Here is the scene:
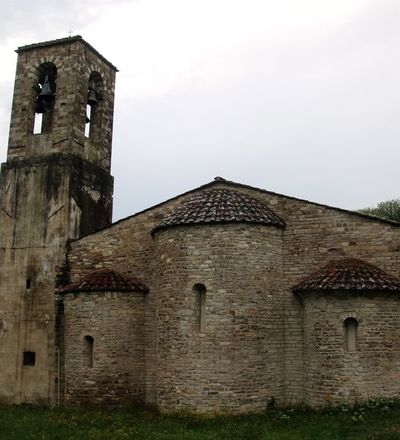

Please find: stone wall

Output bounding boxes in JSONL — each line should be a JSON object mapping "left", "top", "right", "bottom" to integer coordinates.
{"left": 65, "top": 208, "right": 162, "bottom": 406}
{"left": 153, "top": 223, "right": 284, "bottom": 413}
{"left": 65, "top": 192, "right": 207, "bottom": 406}
{"left": 301, "top": 293, "right": 400, "bottom": 406}
{"left": 227, "top": 183, "right": 400, "bottom": 404}
{"left": 62, "top": 290, "right": 145, "bottom": 405}
{"left": 0, "top": 36, "right": 116, "bottom": 405}
{"left": 64, "top": 180, "right": 400, "bottom": 411}
{"left": 9, "top": 36, "right": 117, "bottom": 171}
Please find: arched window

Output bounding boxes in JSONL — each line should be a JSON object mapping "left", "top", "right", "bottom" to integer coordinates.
{"left": 193, "top": 283, "right": 206, "bottom": 332}
{"left": 85, "top": 72, "right": 103, "bottom": 139}
{"left": 33, "top": 62, "right": 57, "bottom": 134}
{"left": 83, "top": 335, "right": 94, "bottom": 368}
{"left": 344, "top": 318, "right": 358, "bottom": 352}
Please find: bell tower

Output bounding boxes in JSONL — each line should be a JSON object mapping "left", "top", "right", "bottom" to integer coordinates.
{"left": 0, "top": 36, "right": 117, "bottom": 404}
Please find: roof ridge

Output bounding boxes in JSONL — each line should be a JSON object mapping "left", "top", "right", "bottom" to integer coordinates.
{"left": 72, "top": 177, "right": 400, "bottom": 243}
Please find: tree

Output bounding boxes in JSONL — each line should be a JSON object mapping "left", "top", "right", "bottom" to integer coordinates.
{"left": 358, "top": 199, "right": 400, "bottom": 223}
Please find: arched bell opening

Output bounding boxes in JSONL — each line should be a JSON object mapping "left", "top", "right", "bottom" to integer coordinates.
{"left": 33, "top": 62, "right": 57, "bottom": 134}
{"left": 85, "top": 72, "right": 103, "bottom": 139}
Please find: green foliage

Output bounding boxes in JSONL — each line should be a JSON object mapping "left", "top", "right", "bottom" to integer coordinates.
{"left": 358, "top": 199, "right": 400, "bottom": 223}
{"left": 1, "top": 400, "right": 400, "bottom": 439}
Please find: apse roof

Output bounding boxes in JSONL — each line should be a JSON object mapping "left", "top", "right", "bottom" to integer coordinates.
{"left": 59, "top": 269, "right": 148, "bottom": 294}
{"left": 293, "top": 258, "right": 400, "bottom": 293}
{"left": 153, "top": 187, "right": 286, "bottom": 233}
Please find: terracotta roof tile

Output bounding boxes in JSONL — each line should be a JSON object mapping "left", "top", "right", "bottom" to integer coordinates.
{"left": 59, "top": 269, "right": 148, "bottom": 294}
{"left": 293, "top": 258, "right": 400, "bottom": 293}
{"left": 153, "top": 188, "right": 285, "bottom": 233}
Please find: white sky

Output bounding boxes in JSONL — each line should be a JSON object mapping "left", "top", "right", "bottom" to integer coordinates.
{"left": 0, "top": 0, "right": 399, "bottom": 220}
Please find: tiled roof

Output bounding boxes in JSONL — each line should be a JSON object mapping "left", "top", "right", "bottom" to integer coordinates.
{"left": 293, "top": 259, "right": 400, "bottom": 293}
{"left": 59, "top": 269, "right": 148, "bottom": 294}
{"left": 153, "top": 188, "right": 285, "bottom": 233}
{"left": 76, "top": 177, "right": 400, "bottom": 242}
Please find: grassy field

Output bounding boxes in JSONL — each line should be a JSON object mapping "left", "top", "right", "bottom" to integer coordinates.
{"left": 1, "top": 400, "right": 400, "bottom": 440}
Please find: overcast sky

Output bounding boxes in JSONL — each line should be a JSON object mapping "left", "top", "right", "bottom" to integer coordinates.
{"left": 0, "top": 0, "right": 399, "bottom": 220}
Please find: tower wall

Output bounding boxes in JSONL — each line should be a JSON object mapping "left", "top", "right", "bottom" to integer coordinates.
{"left": 153, "top": 223, "right": 284, "bottom": 413}
{"left": 0, "top": 37, "right": 116, "bottom": 404}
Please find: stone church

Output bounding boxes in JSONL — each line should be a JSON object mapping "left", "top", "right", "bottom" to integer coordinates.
{"left": 0, "top": 36, "right": 400, "bottom": 414}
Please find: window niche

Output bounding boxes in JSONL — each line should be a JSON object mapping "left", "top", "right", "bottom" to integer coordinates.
{"left": 344, "top": 317, "right": 358, "bottom": 352}
{"left": 193, "top": 283, "right": 206, "bottom": 332}
{"left": 23, "top": 351, "right": 36, "bottom": 366}
{"left": 83, "top": 335, "right": 94, "bottom": 368}
{"left": 85, "top": 72, "right": 103, "bottom": 139}
{"left": 33, "top": 62, "right": 57, "bottom": 134}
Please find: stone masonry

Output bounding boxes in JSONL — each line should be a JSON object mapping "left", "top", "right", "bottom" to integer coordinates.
{"left": 62, "top": 178, "right": 400, "bottom": 413}
{"left": 0, "top": 36, "right": 116, "bottom": 405}
{"left": 1, "top": 36, "right": 400, "bottom": 413}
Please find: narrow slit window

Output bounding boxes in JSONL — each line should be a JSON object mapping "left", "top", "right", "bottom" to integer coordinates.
{"left": 83, "top": 335, "right": 94, "bottom": 368}
{"left": 193, "top": 283, "right": 206, "bottom": 332}
{"left": 344, "top": 318, "right": 358, "bottom": 352}
{"left": 26, "top": 278, "right": 31, "bottom": 289}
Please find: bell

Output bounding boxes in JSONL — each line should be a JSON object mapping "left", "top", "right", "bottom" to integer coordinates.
{"left": 39, "top": 75, "right": 53, "bottom": 101}
{"left": 87, "top": 87, "right": 98, "bottom": 106}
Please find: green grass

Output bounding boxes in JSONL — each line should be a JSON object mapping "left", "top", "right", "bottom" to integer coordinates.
{"left": 1, "top": 400, "right": 400, "bottom": 440}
